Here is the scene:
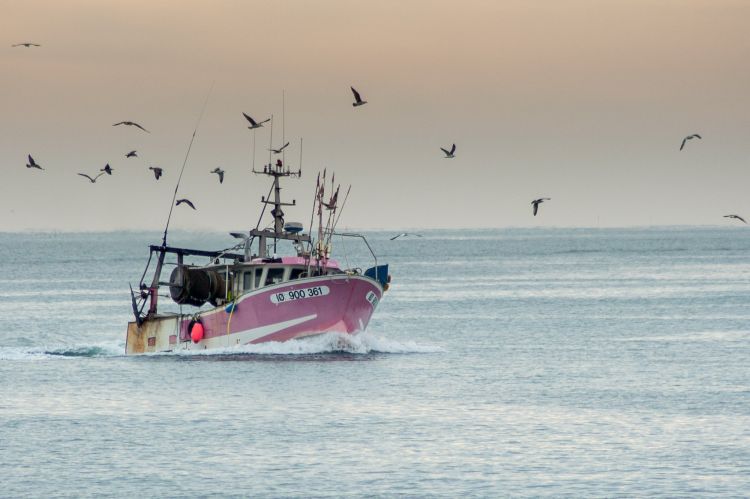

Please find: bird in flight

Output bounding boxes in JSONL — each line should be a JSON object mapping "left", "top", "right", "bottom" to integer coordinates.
{"left": 176, "top": 198, "right": 196, "bottom": 210}
{"left": 78, "top": 172, "right": 105, "bottom": 183}
{"left": 270, "top": 142, "right": 290, "bottom": 154}
{"left": 440, "top": 144, "right": 456, "bottom": 158}
{"left": 351, "top": 87, "right": 367, "bottom": 107}
{"left": 531, "top": 197, "right": 551, "bottom": 216}
{"left": 242, "top": 113, "right": 270, "bottom": 129}
{"left": 26, "top": 155, "right": 43, "bottom": 170}
{"left": 679, "top": 134, "right": 701, "bottom": 151}
{"left": 113, "top": 121, "right": 150, "bottom": 133}
{"left": 12, "top": 42, "right": 40, "bottom": 47}
{"left": 125, "top": 150, "right": 138, "bottom": 158}
{"left": 100, "top": 164, "right": 114, "bottom": 175}
{"left": 149, "top": 166, "right": 163, "bottom": 180}
{"left": 210, "top": 167, "right": 225, "bottom": 184}
{"left": 390, "top": 233, "right": 423, "bottom": 241}
{"left": 724, "top": 214, "right": 747, "bottom": 224}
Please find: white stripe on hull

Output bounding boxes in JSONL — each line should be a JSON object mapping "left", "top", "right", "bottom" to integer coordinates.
{"left": 180, "top": 314, "right": 318, "bottom": 350}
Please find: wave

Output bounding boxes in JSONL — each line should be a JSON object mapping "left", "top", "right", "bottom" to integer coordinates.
{"left": 616, "top": 330, "right": 750, "bottom": 343}
{"left": 0, "top": 342, "right": 123, "bottom": 360}
{"left": 160, "top": 331, "right": 444, "bottom": 357}
{"left": 0, "top": 333, "right": 441, "bottom": 361}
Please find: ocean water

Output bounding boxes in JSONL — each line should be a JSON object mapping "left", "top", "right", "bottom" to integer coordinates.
{"left": 1, "top": 227, "right": 749, "bottom": 497}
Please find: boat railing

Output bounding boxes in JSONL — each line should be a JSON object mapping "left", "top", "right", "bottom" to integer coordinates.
{"left": 332, "top": 232, "right": 383, "bottom": 283}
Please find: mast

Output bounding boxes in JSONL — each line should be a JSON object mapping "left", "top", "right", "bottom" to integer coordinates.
{"left": 250, "top": 157, "right": 308, "bottom": 258}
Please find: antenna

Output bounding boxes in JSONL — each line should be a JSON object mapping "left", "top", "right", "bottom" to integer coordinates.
{"left": 161, "top": 81, "right": 214, "bottom": 247}
{"left": 298, "top": 137, "right": 303, "bottom": 177}
{"left": 251, "top": 128, "right": 256, "bottom": 172}
{"left": 268, "top": 114, "right": 273, "bottom": 169}
{"left": 281, "top": 89, "right": 285, "bottom": 166}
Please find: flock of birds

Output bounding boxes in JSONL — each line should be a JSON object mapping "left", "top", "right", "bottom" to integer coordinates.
{"left": 13, "top": 42, "right": 747, "bottom": 226}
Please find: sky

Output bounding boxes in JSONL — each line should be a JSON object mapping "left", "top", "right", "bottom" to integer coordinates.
{"left": 2, "top": 0, "right": 750, "bottom": 231}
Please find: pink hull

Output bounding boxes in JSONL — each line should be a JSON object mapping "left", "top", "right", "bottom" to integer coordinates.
{"left": 126, "top": 274, "right": 382, "bottom": 353}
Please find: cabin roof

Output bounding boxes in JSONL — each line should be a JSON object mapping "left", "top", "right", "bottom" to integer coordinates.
{"left": 249, "top": 256, "right": 340, "bottom": 268}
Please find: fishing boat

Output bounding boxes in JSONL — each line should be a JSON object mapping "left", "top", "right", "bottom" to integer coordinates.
{"left": 125, "top": 159, "right": 389, "bottom": 354}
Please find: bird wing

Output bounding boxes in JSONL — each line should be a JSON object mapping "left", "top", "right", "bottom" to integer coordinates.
{"left": 390, "top": 234, "right": 403, "bottom": 240}
{"left": 694, "top": 134, "right": 702, "bottom": 139}
{"left": 113, "top": 122, "right": 126, "bottom": 126}
{"left": 351, "top": 87, "right": 362, "bottom": 103}
{"left": 738, "top": 216, "right": 747, "bottom": 224}
{"left": 532, "top": 202, "right": 538, "bottom": 216}
{"left": 28, "top": 154, "right": 34, "bottom": 165}
{"left": 177, "top": 199, "right": 196, "bottom": 209}
{"left": 218, "top": 172, "right": 224, "bottom": 183}
{"left": 78, "top": 173, "right": 93, "bottom": 181}
{"left": 440, "top": 147, "right": 450, "bottom": 155}
{"left": 94, "top": 172, "right": 105, "bottom": 180}
{"left": 680, "top": 137, "right": 687, "bottom": 150}
{"left": 450, "top": 144, "right": 456, "bottom": 154}
{"left": 281, "top": 141, "right": 290, "bottom": 150}
{"left": 132, "top": 122, "right": 150, "bottom": 133}
{"left": 242, "top": 113, "right": 258, "bottom": 126}
{"left": 259, "top": 118, "right": 270, "bottom": 124}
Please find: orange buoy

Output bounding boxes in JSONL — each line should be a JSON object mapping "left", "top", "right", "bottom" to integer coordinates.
{"left": 191, "top": 322, "right": 204, "bottom": 343}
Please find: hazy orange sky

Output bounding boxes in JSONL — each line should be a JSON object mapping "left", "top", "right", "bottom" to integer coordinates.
{"left": 2, "top": 0, "right": 750, "bottom": 231}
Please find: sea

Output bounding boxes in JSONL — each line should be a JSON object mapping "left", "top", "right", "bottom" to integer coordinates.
{"left": 1, "top": 227, "right": 749, "bottom": 497}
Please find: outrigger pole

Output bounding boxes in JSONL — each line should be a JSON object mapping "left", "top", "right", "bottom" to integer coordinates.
{"left": 161, "top": 81, "right": 215, "bottom": 247}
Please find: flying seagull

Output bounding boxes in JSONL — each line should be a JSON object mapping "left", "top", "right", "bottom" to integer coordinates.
{"left": 12, "top": 43, "right": 40, "bottom": 47}
{"left": 25, "top": 155, "right": 43, "bottom": 170}
{"left": 78, "top": 172, "right": 105, "bottom": 183}
{"left": 242, "top": 113, "right": 270, "bottom": 129}
{"left": 724, "top": 214, "right": 747, "bottom": 224}
{"left": 100, "top": 164, "right": 114, "bottom": 175}
{"left": 148, "top": 166, "right": 163, "bottom": 180}
{"left": 351, "top": 87, "right": 367, "bottom": 107}
{"left": 270, "top": 142, "right": 290, "bottom": 154}
{"left": 531, "top": 197, "right": 551, "bottom": 216}
{"left": 113, "top": 121, "right": 150, "bottom": 133}
{"left": 390, "top": 233, "right": 423, "bottom": 241}
{"left": 440, "top": 144, "right": 456, "bottom": 158}
{"left": 679, "top": 134, "right": 701, "bottom": 151}
{"left": 125, "top": 150, "right": 138, "bottom": 158}
{"left": 210, "top": 167, "right": 225, "bottom": 184}
{"left": 176, "top": 198, "right": 196, "bottom": 210}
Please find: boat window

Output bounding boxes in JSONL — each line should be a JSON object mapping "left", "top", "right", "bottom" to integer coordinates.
{"left": 265, "top": 268, "right": 285, "bottom": 286}
{"left": 243, "top": 271, "right": 254, "bottom": 290}
{"left": 290, "top": 268, "right": 306, "bottom": 280}
{"left": 254, "top": 269, "right": 262, "bottom": 288}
